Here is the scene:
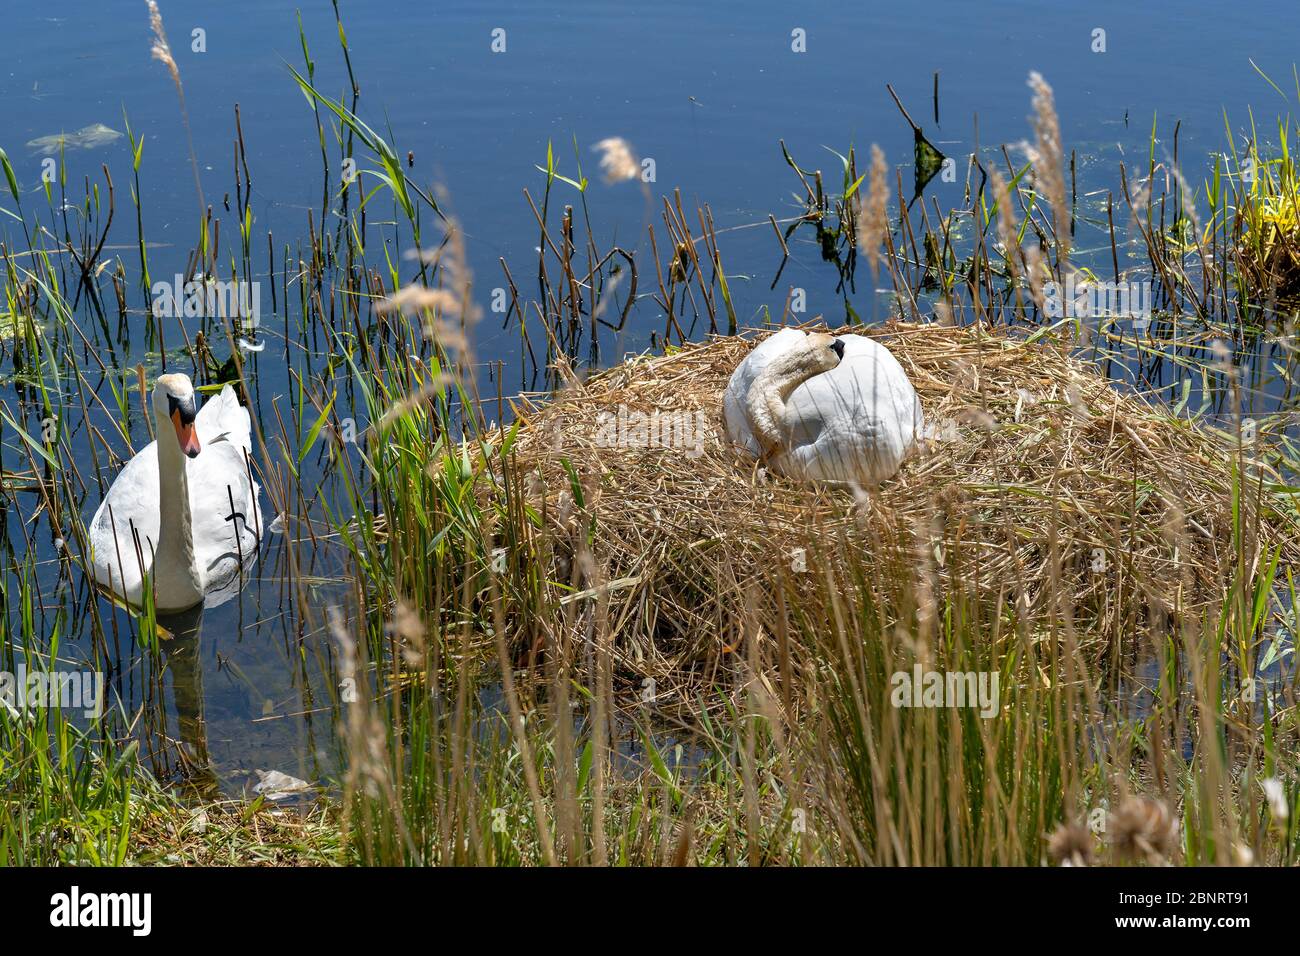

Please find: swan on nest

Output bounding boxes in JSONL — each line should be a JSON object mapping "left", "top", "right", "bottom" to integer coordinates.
{"left": 722, "top": 328, "right": 924, "bottom": 485}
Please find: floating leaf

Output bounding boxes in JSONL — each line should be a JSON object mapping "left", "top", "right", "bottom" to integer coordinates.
{"left": 913, "top": 128, "right": 946, "bottom": 198}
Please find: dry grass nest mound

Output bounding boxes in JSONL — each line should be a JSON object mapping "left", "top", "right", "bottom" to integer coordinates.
{"left": 505, "top": 321, "right": 1300, "bottom": 696}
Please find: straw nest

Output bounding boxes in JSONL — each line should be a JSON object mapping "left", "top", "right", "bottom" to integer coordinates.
{"left": 505, "top": 321, "right": 1300, "bottom": 699}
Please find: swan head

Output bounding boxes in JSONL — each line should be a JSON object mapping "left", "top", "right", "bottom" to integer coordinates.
{"left": 786, "top": 330, "right": 845, "bottom": 378}
{"left": 153, "top": 373, "right": 202, "bottom": 459}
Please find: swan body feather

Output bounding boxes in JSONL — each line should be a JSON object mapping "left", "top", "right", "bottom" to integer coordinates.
{"left": 87, "top": 383, "right": 262, "bottom": 611}
{"left": 723, "top": 328, "right": 924, "bottom": 484}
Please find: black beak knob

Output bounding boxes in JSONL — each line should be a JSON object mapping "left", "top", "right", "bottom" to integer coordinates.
{"left": 830, "top": 338, "right": 845, "bottom": 360}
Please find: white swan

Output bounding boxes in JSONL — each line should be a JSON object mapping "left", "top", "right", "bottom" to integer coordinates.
{"left": 722, "top": 328, "right": 924, "bottom": 485}
{"left": 87, "top": 373, "right": 262, "bottom": 612}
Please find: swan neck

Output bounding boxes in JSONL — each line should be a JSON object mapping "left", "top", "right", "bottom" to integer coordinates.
{"left": 155, "top": 412, "right": 201, "bottom": 601}
{"left": 745, "top": 356, "right": 820, "bottom": 452}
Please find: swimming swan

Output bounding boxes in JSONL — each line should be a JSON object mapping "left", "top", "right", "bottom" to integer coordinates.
{"left": 87, "top": 373, "right": 262, "bottom": 612}
{"left": 722, "top": 328, "right": 924, "bottom": 485}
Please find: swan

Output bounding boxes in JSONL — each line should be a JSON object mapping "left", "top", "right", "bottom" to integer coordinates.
{"left": 722, "top": 328, "right": 924, "bottom": 485}
{"left": 87, "top": 373, "right": 262, "bottom": 612}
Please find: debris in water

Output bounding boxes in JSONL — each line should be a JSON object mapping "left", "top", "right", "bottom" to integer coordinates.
{"left": 252, "top": 769, "right": 313, "bottom": 801}
{"left": 26, "top": 123, "right": 124, "bottom": 155}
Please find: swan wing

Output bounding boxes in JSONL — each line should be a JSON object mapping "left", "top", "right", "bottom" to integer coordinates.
{"left": 87, "top": 440, "right": 161, "bottom": 603}
{"left": 188, "top": 403, "right": 262, "bottom": 606}
{"left": 197, "top": 384, "right": 252, "bottom": 450}
{"left": 779, "top": 334, "right": 924, "bottom": 483}
{"left": 722, "top": 328, "right": 807, "bottom": 453}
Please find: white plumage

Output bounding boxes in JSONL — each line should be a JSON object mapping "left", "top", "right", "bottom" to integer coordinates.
{"left": 87, "top": 379, "right": 262, "bottom": 611}
{"left": 723, "top": 328, "right": 924, "bottom": 485}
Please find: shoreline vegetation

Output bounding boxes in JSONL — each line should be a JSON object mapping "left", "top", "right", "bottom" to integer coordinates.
{"left": 4, "top": 6, "right": 1300, "bottom": 866}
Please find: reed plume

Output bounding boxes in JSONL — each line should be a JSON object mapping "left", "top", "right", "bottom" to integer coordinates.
{"left": 1023, "top": 72, "right": 1069, "bottom": 265}
{"left": 592, "top": 137, "right": 639, "bottom": 184}
{"left": 145, "top": 1, "right": 205, "bottom": 220}
{"left": 147, "top": 1, "right": 179, "bottom": 84}
{"left": 1023, "top": 243, "right": 1048, "bottom": 314}
{"left": 1109, "top": 796, "right": 1178, "bottom": 863}
{"left": 988, "top": 167, "right": 1020, "bottom": 283}
{"left": 857, "top": 144, "right": 889, "bottom": 278}
{"left": 592, "top": 137, "right": 654, "bottom": 234}
{"left": 374, "top": 218, "right": 479, "bottom": 431}
{"left": 1046, "top": 822, "right": 1094, "bottom": 867}
{"left": 1262, "top": 777, "right": 1289, "bottom": 825}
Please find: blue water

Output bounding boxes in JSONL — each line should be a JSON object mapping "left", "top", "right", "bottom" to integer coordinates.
{"left": 2, "top": 0, "right": 1297, "bottom": 793}
{"left": 7, "top": 1, "right": 1297, "bottom": 348}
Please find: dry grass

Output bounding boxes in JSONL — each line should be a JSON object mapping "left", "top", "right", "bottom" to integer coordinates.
{"left": 130, "top": 799, "right": 342, "bottom": 866}
{"left": 504, "top": 320, "right": 1300, "bottom": 708}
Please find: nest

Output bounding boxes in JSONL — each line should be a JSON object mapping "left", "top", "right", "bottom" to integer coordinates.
{"left": 505, "top": 322, "right": 1300, "bottom": 701}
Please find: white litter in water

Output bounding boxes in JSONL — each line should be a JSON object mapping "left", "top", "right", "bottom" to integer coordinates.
{"left": 252, "top": 769, "right": 313, "bottom": 801}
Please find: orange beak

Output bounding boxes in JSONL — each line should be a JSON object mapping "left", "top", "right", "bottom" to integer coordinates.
{"left": 172, "top": 409, "right": 201, "bottom": 458}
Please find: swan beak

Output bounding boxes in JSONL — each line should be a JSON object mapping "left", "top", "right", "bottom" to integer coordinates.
{"left": 830, "top": 338, "right": 845, "bottom": 360}
{"left": 172, "top": 411, "right": 202, "bottom": 458}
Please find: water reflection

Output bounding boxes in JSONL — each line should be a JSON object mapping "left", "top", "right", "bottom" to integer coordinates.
{"left": 155, "top": 604, "right": 219, "bottom": 796}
